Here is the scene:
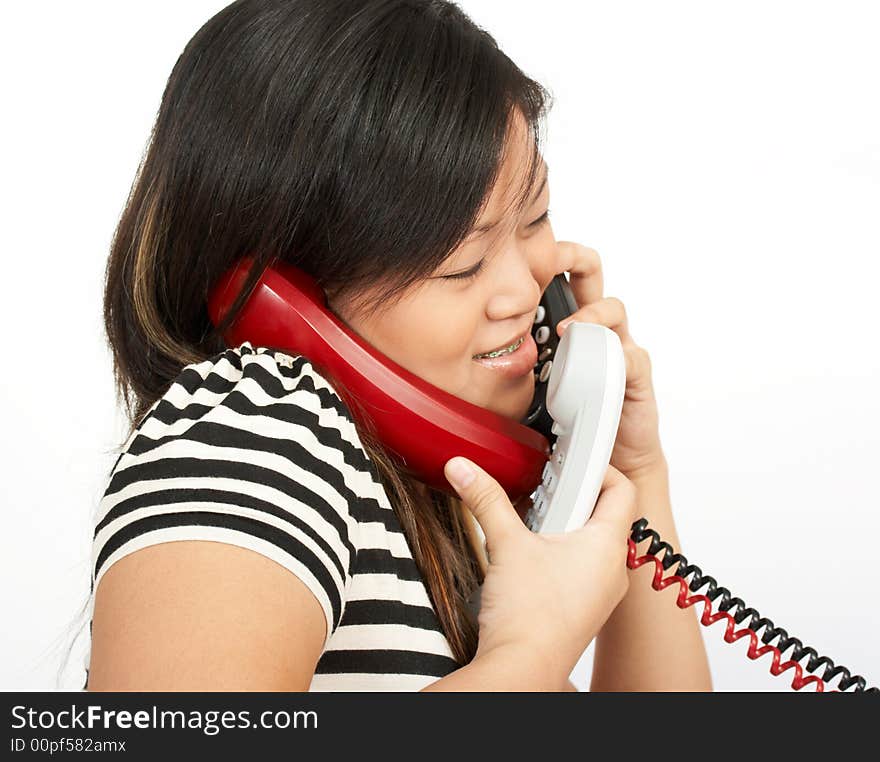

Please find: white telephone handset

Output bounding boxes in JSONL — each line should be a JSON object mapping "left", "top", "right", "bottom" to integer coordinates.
{"left": 469, "top": 320, "right": 626, "bottom": 570}
{"left": 525, "top": 321, "right": 626, "bottom": 533}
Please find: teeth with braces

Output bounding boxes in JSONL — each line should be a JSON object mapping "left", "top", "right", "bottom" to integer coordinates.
{"left": 474, "top": 334, "right": 525, "bottom": 359}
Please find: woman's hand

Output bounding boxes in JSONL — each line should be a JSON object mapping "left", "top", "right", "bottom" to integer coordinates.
{"left": 443, "top": 455, "right": 639, "bottom": 685}
{"left": 553, "top": 241, "right": 666, "bottom": 481}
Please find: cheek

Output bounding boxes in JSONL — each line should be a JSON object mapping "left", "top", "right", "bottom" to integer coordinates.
{"left": 407, "top": 304, "right": 477, "bottom": 361}
{"left": 384, "top": 296, "right": 480, "bottom": 387}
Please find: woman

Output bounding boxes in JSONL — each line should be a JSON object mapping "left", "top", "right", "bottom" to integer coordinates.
{"left": 86, "top": 0, "right": 711, "bottom": 691}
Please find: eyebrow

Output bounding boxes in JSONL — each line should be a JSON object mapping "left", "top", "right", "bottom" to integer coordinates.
{"left": 472, "top": 163, "right": 549, "bottom": 234}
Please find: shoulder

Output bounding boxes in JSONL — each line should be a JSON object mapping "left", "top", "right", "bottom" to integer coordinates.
{"left": 111, "top": 341, "right": 379, "bottom": 497}
{"left": 130, "top": 341, "right": 367, "bottom": 461}
{"left": 92, "top": 342, "right": 386, "bottom": 644}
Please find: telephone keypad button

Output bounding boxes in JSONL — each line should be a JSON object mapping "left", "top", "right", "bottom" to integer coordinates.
{"left": 551, "top": 421, "right": 566, "bottom": 436}
{"left": 534, "top": 491, "right": 549, "bottom": 520}
{"left": 526, "top": 487, "right": 548, "bottom": 530}
{"left": 538, "top": 347, "right": 553, "bottom": 362}
{"left": 542, "top": 462, "right": 557, "bottom": 494}
{"left": 535, "top": 305, "right": 546, "bottom": 324}
{"left": 554, "top": 449, "right": 565, "bottom": 468}
{"left": 539, "top": 360, "right": 553, "bottom": 383}
{"left": 535, "top": 326, "right": 550, "bottom": 344}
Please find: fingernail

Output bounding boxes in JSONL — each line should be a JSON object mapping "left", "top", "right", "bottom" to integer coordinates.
{"left": 446, "top": 457, "right": 476, "bottom": 490}
{"left": 557, "top": 318, "right": 572, "bottom": 333}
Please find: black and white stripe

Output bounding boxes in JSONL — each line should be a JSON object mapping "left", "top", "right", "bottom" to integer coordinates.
{"left": 85, "top": 342, "right": 458, "bottom": 691}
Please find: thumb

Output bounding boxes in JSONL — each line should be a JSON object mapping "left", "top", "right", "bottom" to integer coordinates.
{"left": 444, "top": 456, "right": 522, "bottom": 547}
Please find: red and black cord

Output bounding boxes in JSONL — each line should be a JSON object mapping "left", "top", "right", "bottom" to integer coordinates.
{"left": 627, "top": 518, "right": 877, "bottom": 692}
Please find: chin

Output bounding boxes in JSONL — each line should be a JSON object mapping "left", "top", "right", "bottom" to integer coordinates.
{"left": 487, "top": 376, "right": 536, "bottom": 422}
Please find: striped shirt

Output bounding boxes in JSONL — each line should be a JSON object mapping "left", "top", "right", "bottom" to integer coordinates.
{"left": 84, "top": 341, "right": 460, "bottom": 690}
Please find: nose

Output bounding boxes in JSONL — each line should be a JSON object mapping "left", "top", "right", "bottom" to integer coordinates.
{"left": 484, "top": 240, "right": 553, "bottom": 323}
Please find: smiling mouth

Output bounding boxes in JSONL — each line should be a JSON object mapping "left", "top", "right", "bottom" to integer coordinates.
{"left": 472, "top": 334, "right": 526, "bottom": 359}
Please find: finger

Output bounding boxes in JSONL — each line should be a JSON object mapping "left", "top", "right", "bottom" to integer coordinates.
{"left": 555, "top": 241, "right": 603, "bottom": 307}
{"left": 443, "top": 457, "right": 523, "bottom": 547}
{"left": 556, "top": 296, "right": 632, "bottom": 345}
{"left": 555, "top": 299, "right": 654, "bottom": 396}
{"left": 623, "top": 345, "right": 655, "bottom": 399}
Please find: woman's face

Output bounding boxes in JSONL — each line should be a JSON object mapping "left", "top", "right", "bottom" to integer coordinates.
{"left": 329, "top": 116, "right": 560, "bottom": 422}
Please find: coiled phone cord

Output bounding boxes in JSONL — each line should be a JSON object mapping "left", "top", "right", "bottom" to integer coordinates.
{"left": 627, "top": 518, "right": 877, "bottom": 692}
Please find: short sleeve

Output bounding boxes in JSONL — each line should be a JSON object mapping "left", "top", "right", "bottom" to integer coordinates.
{"left": 90, "top": 342, "right": 378, "bottom": 649}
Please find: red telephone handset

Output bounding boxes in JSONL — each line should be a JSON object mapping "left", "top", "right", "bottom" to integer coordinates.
{"left": 207, "top": 256, "right": 576, "bottom": 507}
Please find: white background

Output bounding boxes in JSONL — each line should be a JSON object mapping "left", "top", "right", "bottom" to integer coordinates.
{"left": 1, "top": 1, "right": 877, "bottom": 692}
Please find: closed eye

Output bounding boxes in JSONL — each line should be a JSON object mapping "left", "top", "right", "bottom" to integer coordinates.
{"left": 444, "top": 259, "right": 486, "bottom": 281}
{"left": 529, "top": 208, "right": 551, "bottom": 228}
{"left": 443, "top": 208, "right": 551, "bottom": 281}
